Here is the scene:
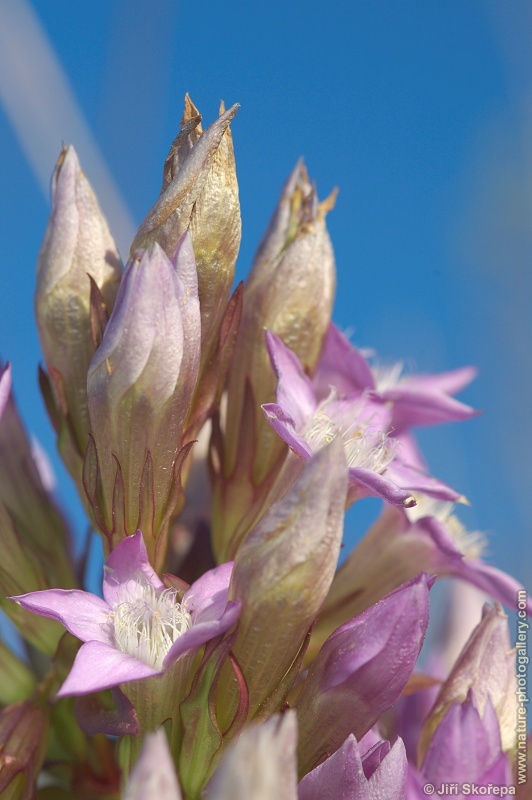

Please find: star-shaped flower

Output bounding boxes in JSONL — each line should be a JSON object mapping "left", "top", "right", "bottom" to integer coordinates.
{"left": 12, "top": 531, "right": 240, "bottom": 696}
{"left": 262, "top": 332, "right": 463, "bottom": 508}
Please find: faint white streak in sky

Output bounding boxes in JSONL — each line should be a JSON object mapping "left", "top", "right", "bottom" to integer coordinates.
{"left": 0, "top": 0, "right": 136, "bottom": 255}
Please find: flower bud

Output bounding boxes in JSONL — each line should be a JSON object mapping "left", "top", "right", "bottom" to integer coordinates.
{"left": 131, "top": 97, "right": 240, "bottom": 359}
{"left": 206, "top": 713, "right": 298, "bottom": 800}
{"left": 294, "top": 574, "right": 430, "bottom": 776}
{"left": 86, "top": 238, "right": 200, "bottom": 563}
{"left": 218, "top": 440, "right": 347, "bottom": 727}
{"left": 419, "top": 603, "right": 517, "bottom": 759}
{"left": 35, "top": 146, "right": 122, "bottom": 475}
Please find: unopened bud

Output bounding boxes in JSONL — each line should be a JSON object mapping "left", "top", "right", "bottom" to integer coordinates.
{"left": 86, "top": 238, "right": 200, "bottom": 563}
{"left": 35, "top": 146, "right": 122, "bottom": 473}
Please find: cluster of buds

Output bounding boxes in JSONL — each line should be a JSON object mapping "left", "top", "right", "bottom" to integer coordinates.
{"left": 0, "top": 96, "right": 529, "bottom": 799}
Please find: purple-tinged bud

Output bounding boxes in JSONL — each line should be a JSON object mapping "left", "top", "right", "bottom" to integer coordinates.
{"left": 206, "top": 712, "right": 298, "bottom": 800}
{"left": 218, "top": 441, "right": 347, "bottom": 727}
{"left": 419, "top": 603, "right": 517, "bottom": 759}
{"left": 299, "top": 734, "right": 408, "bottom": 800}
{"left": 294, "top": 574, "right": 430, "bottom": 776}
{"left": 35, "top": 146, "right": 122, "bottom": 474}
{"left": 86, "top": 238, "right": 200, "bottom": 564}
{"left": 131, "top": 97, "right": 240, "bottom": 360}
{"left": 0, "top": 701, "right": 49, "bottom": 800}
{"left": 122, "top": 730, "right": 182, "bottom": 800}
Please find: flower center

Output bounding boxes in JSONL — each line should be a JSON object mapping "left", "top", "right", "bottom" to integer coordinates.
{"left": 307, "top": 410, "right": 396, "bottom": 473}
{"left": 112, "top": 583, "right": 192, "bottom": 670}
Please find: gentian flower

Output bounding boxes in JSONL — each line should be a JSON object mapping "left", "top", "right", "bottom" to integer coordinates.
{"left": 314, "top": 323, "right": 478, "bottom": 433}
{"left": 262, "top": 332, "right": 462, "bottom": 508}
{"left": 35, "top": 145, "right": 122, "bottom": 475}
{"left": 11, "top": 531, "right": 240, "bottom": 697}
{"left": 86, "top": 236, "right": 201, "bottom": 564}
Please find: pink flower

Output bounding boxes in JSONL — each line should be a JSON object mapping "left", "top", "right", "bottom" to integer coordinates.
{"left": 11, "top": 531, "right": 240, "bottom": 697}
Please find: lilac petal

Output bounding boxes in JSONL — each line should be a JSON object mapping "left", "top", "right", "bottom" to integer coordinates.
{"left": 379, "top": 386, "right": 479, "bottom": 431}
{"left": 265, "top": 331, "right": 317, "bottom": 428}
{"left": 348, "top": 467, "right": 416, "bottom": 507}
{"left": 295, "top": 575, "right": 430, "bottom": 775}
{"left": 163, "top": 599, "right": 241, "bottom": 669}
{"left": 103, "top": 530, "right": 164, "bottom": 605}
{"left": 262, "top": 403, "right": 314, "bottom": 459}
{"left": 395, "top": 432, "right": 429, "bottom": 471}
{"left": 365, "top": 738, "right": 407, "bottom": 800}
{"left": 183, "top": 561, "right": 234, "bottom": 617}
{"left": 298, "top": 735, "right": 366, "bottom": 800}
{"left": 361, "top": 739, "right": 391, "bottom": 777}
{"left": 313, "top": 323, "right": 375, "bottom": 399}
{"left": 386, "top": 460, "right": 463, "bottom": 503}
{"left": 12, "top": 589, "right": 112, "bottom": 644}
{"left": 418, "top": 515, "right": 532, "bottom": 613}
{"left": 406, "top": 366, "right": 477, "bottom": 396}
{"left": 320, "top": 574, "right": 430, "bottom": 693}
{"left": 57, "top": 640, "right": 159, "bottom": 697}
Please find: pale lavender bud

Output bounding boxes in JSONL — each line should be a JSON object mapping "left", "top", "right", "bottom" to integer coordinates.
{"left": 86, "top": 237, "right": 200, "bottom": 563}
{"left": 35, "top": 146, "right": 122, "bottom": 466}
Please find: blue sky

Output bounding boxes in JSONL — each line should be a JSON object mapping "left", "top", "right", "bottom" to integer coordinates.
{"left": 0, "top": 0, "right": 530, "bottom": 593}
